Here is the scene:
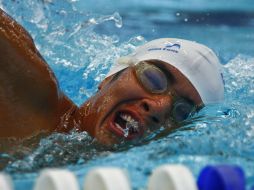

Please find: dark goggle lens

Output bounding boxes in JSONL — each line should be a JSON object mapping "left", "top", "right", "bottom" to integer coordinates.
{"left": 172, "top": 101, "right": 194, "bottom": 122}
{"left": 139, "top": 66, "right": 168, "bottom": 93}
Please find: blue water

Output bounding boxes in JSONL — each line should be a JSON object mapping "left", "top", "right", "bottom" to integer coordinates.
{"left": 1, "top": 0, "right": 254, "bottom": 189}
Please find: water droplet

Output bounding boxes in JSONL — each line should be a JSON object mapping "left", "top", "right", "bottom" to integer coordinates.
{"left": 112, "top": 12, "right": 123, "bottom": 28}
{"left": 123, "top": 120, "right": 139, "bottom": 137}
{"left": 88, "top": 18, "right": 98, "bottom": 25}
{"left": 68, "top": 0, "right": 79, "bottom": 2}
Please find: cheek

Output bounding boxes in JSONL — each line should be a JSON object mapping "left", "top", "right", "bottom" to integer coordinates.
{"left": 95, "top": 94, "right": 114, "bottom": 112}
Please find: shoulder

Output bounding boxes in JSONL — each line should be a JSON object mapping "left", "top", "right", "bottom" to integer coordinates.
{"left": 0, "top": 9, "right": 72, "bottom": 138}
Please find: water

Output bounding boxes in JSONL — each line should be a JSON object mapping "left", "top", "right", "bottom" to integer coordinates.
{"left": 0, "top": 0, "right": 254, "bottom": 189}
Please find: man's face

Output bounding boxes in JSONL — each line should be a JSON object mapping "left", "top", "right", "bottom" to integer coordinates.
{"left": 79, "top": 60, "right": 203, "bottom": 146}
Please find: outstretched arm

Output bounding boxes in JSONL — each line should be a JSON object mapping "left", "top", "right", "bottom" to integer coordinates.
{"left": 0, "top": 9, "right": 75, "bottom": 138}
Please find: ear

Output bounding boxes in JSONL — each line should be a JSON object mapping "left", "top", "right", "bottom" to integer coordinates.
{"left": 98, "top": 76, "right": 113, "bottom": 90}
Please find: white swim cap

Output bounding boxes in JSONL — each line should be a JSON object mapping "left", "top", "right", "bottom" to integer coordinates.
{"left": 107, "top": 38, "right": 224, "bottom": 104}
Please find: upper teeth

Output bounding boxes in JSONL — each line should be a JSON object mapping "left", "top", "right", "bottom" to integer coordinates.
{"left": 121, "top": 114, "right": 135, "bottom": 123}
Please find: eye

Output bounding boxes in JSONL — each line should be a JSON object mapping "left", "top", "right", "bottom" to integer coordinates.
{"left": 139, "top": 66, "right": 168, "bottom": 93}
{"left": 172, "top": 100, "right": 194, "bottom": 122}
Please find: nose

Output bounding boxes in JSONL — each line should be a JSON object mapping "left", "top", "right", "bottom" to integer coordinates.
{"left": 139, "top": 97, "right": 172, "bottom": 125}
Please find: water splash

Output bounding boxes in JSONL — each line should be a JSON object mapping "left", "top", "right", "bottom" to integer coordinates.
{"left": 3, "top": 0, "right": 126, "bottom": 104}
{"left": 68, "top": 12, "right": 122, "bottom": 38}
{"left": 87, "top": 12, "right": 122, "bottom": 28}
{"left": 123, "top": 120, "right": 139, "bottom": 138}
{"left": 3, "top": 130, "right": 111, "bottom": 174}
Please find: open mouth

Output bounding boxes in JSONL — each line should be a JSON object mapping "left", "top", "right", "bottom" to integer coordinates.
{"left": 109, "top": 111, "right": 143, "bottom": 140}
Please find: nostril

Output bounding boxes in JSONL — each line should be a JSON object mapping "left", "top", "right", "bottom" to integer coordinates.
{"left": 141, "top": 102, "right": 150, "bottom": 112}
{"left": 151, "top": 116, "right": 160, "bottom": 124}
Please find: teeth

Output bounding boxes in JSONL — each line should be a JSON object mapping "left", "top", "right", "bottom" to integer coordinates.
{"left": 120, "top": 113, "right": 136, "bottom": 123}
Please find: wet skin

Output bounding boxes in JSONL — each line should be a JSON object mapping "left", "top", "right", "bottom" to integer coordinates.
{"left": 0, "top": 9, "right": 202, "bottom": 146}
{"left": 0, "top": 9, "right": 75, "bottom": 138}
{"left": 78, "top": 61, "right": 203, "bottom": 145}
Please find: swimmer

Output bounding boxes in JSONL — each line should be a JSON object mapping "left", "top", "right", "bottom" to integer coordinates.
{"left": 0, "top": 9, "right": 224, "bottom": 146}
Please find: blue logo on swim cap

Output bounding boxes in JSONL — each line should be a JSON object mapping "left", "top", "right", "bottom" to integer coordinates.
{"left": 165, "top": 43, "right": 181, "bottom": 49}
{"left": 148, "top": 43, "right": 181, "bottom": 53}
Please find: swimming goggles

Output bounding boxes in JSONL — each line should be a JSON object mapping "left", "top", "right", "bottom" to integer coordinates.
{"left": 133, "top": 61, "right": 197, "bottom": 122}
